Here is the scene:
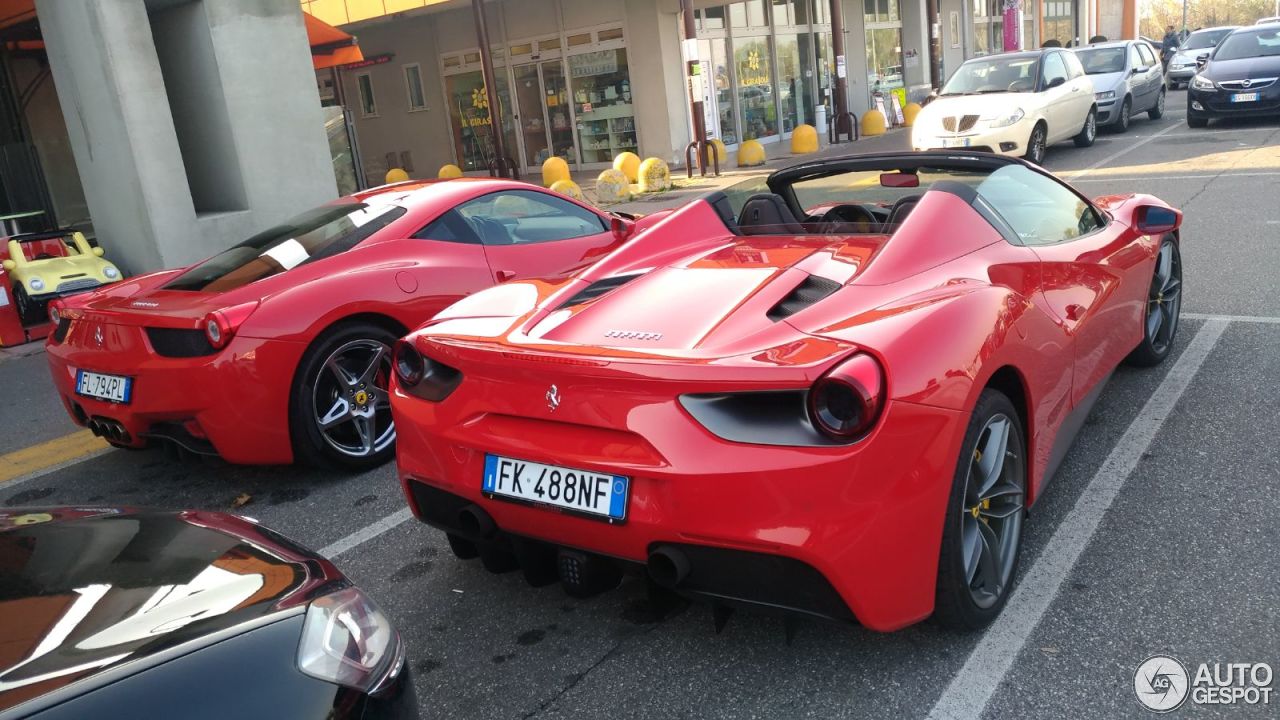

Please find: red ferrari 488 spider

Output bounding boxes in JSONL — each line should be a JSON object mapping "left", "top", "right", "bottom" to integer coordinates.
{"left": 45, "top": 179, "right": 652, "bottom": 469}
{"left": 391, "top": 152, "right": 1184, "bottom": 632}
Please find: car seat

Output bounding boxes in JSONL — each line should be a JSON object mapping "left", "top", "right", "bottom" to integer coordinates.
{"left": 883, "top": 195, "right": 923, "bottom": 230}
{"left": 737, "top": 194, "right": 807, "bottom": 235}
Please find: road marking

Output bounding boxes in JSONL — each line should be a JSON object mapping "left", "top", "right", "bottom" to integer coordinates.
{"left": 321, "top": 507, "right": 414, "bottom": 559}
{"left": 1073, "top": 171, "right": 1280, "bottom": 183}
{"left": 1061, "top": 122, "right": 1183, "bottom": 181}
{"left": 0, "top": 430, "right": 109, "bottom": 486}
{"left": 1184, "top": 312, "right": 1280, "bottom": 324}
{"left": 926, "top": 318, "right": 1229, "bottom": 720}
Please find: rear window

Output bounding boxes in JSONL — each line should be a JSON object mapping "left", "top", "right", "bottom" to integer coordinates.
{"left": 165, "top": 202, "right": 406, "bottom": 292}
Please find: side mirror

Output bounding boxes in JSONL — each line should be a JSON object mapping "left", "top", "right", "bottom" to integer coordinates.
{"left": 1131, "top": 66, "right": 1143, "bottom": 75}
{"left": 610, "top": 216, "right": 634, "bottom": 242}
{"left": 1047, "top": 76, "right": 1066, "bottom": 89}
{"left": 1135, "top": 205, "right": 1180, "bottom": 235}
{"left": 1196, "top": 53, "right": 1210, "bottom": 68}
{"left": 1, "top": 259, "right": 14, "bottom": 271}
{"left": 92, "top": 246, "right": 105, "bottom": 257}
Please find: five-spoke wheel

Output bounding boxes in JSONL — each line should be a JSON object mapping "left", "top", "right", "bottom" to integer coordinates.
{"left": 292, "top": 321, "right": 400, "bottom": 470}
{"left": 1126, "top": 237, "right": 1182, "bottom": 367}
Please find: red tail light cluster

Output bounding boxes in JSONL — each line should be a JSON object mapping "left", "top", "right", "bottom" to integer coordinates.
{"left": 201, "top": 301, "right": 259, "bottom": 350}
{"left": 807, "top": 353, "right": 885, "bottom": 441}
{"left": 393, "top": 340, "right": 462, "bottom": 402}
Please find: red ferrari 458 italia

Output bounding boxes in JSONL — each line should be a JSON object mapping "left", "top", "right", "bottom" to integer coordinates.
{"left": 45, "top": 178, "right": 654, "bottom": 469}
{"left": 391, "top": 152, "right": 1185, "bottom": 632}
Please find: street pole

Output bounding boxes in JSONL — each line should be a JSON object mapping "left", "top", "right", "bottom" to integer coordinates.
{"left": 679, "top": 0, "right": 711, "bottom": 177}
{"left": 1181, "top": 0, "right": 1187, "bottom": 38}
{"left": 472, "top": 0, "right": 511, "bottom": 178}
{"left": 927, "top": 0, "right": 942, "bottom": 90}
{"left": 829, "top": 0, "right": 857, "bottom": 142}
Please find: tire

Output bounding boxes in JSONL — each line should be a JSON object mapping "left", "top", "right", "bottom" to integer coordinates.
{"left": 12, "top": 284, "right": 39, "bottom": 326}
{"left": 1073, "top": 108, "right": 1097, "bottom": 147}
{"left": 1187, "top": 114, "right": 1209, "bottom": 128}
{"left": 1149, "top": 89, "right": 1166, "bottom": 119}
{"left": 1125, "top": 237, "right": 1182, "bottom": 367}
{"left": 290, "top": 321, "right": 399, "bottom": 471}
{"left": 934, "top": 389, "right": 1027, "bottom": 632}
{"left": 1114, "top": 98, "right": 1131, "bottom": 133}
{"left": 1024, "top": 123, "right": 1048, "bottom": 165}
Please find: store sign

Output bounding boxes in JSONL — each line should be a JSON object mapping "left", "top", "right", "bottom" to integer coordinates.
{"left": 340, "top": 53, "right": 394, "bottom": 70}
{"left": 570, "top": 51, "right": 618, "bottom": 78}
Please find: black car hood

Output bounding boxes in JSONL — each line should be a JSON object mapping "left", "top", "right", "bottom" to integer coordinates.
{"left": 1203, "top": 55, "right": 1280, "bottom": 81}
{"left": 0, "top": 508, "right": 345, "bottom": 713}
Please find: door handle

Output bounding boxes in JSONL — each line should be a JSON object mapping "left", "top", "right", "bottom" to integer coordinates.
{"left": 495, "top": 270, "right": 516, "bottom": 282}
{"left": 1065, "top": 304, "right": 1085, "bottom": 321}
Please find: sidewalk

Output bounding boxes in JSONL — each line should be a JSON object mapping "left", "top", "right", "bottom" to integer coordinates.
{"left": 570, "top": 126, "right": 911, "bottom": 214}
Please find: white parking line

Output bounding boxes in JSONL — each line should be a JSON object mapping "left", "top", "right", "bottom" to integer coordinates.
{"left": 926, "top": 318, "right": 1229, "bottom": 720}
{"left": 1184, "top": 312, "right": 1280, "bottom": 324}
{"left": 320, "top": 507, "right": 414, "bottom": 559}
{"left": 1061, "top": 123, "right": 1183, "bottom": 182}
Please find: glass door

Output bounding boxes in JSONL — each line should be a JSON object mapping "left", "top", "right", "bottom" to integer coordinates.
{"left": 541, "top": 60, "right": 576, "bottom": 167}
{"left": 513, "top": 63, "right": 549, "bottom": 170}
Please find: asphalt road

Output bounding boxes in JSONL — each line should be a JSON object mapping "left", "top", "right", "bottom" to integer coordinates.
{"left": 2, "top": 89, "right": 1278, "bottom": 719}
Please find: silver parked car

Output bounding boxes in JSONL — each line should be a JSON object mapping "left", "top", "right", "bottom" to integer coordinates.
{"left": 1073, "top": 40, "right": 1166, "bottom": 132}
{"left": 1165, "top": 26, "right": 1238, "bottom": 88}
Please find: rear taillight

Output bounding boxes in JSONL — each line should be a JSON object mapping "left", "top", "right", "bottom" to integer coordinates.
{"left": 296, "top": 586, "right": 404, "bottom": 693}
{"left": 201, "top": 301, "right": 259, "bottom": 351}
{"left": 393, "top": 339, "right": 461, "bottom": 401}
{"left": 807, "top": 353, "right": 884, "bottom": 441}
{"left": 48, "top": 301, "right": 63, "bottom": 325}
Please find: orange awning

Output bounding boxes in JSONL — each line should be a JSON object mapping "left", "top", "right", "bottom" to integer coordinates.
{"left": 0, "top": 0, "right": 35, "bottom": 32}
{"left": 305, "top": 12, "right": 363, "bottom": 70}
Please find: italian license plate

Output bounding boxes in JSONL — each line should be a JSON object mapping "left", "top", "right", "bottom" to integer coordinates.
{"left": 482, "top": 454, "right": 629, "bottom": 522}
{"left": 75, "top": 370, "right": 132, "bottom": 404}
{"left": 1232, "top": 92, "right": 1259, "bottom": 103}
{"left": 942, "top": 137, "right": 971, "bottom": 148}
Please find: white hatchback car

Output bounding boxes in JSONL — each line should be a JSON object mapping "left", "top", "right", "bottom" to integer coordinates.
{"left": 913, "top": 49, "right": 1097, "bottom": 164}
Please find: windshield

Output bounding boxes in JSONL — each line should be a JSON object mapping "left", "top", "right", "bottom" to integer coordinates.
{"left": 940, "top": 56, "right": 1039, "bottom": 95}
{"left": 1076, "top": 47, "right": 1126, "bottom": 74}
{"left": 165, "top": 202, "right": 406, "bottom": 292}
{"left": 1214, "top": 28, "right": 1280, "bottom": 60}
{"left": 1184, "top": 29, "right": 1232, "bottom": 50}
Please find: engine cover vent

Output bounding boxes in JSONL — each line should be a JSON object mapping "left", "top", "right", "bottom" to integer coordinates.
{"left": 766, "top": 275, "right": 841, "bottom": 321}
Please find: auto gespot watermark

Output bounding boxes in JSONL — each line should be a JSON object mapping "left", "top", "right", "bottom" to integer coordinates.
{"left": 1134, "top": 655, "right": 1274, "bottom": 712}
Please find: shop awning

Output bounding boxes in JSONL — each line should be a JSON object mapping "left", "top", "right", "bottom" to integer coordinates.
{"left": 0, "top": 0, "right": 35, "bottom": 32}
{"left": 306, "top": 12, "right": 363, "bottom": 70}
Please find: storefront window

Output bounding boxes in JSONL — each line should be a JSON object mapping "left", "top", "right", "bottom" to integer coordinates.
{"left": 702, "top": 6, "right": 727, "bottom": 29}
{"left": 702, "top": 37, "right": 739, "bottom": 145}
{"left": 444, "top": 70, "right": 517, "bottom": 171}
{"left": 1042, "top": 0, "right": 1074, "bottom": 46}
{"left": 729, "top": 1, "right": 767, "bottom": 28}
{"left": 735, "top": 37, "right": 777, "bottom": 140}
{"left": 569, "top": 49, "right": 635, "bottom": 165}
{"left": 775, "top": 34, "right": 811, "bottom": 132}
{"left": 865, "top": 0, "right": 904, "bottom": 97}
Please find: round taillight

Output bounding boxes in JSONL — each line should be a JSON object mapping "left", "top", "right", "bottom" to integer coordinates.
{"left": 48, "top": 303, "right": 61, "bottom": 325}
{"left": 394, "top": 340, "right": 424, "bottom": 387}
{"left": 807, "top": 353, "right": 884, "bottom": 441}
{"left": 204, "top": 317, "right": 224, "bottom": 348}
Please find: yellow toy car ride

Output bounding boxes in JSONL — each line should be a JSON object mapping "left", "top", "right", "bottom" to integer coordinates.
{"left": 1, "top": 230, "right": 123, "bottom": 324}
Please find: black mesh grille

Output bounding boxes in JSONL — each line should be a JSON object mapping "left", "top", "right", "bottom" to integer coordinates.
{"left": 958, "top": 115, "right": 979, "bottom": 132}
{"left": 767, "top": 275, "right": 841, "bottom": 321}
{"left": 52, "top": 318, "right": 72, "bottom": 344}
{"left": 558, "top": 274, "right": 641, "bottom": 309}
{"left": 942, "top": 115, "right": 979, "bottom": 132}
{"left": 145, "top": 328, "right": 217, "bottom": 358}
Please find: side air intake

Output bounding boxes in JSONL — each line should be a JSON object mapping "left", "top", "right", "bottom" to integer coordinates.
{"left": 557, "top": 274, "right": 641, "bottom": 309}
{"left": 766, "top": 275, "right": 841, "bottom": 321}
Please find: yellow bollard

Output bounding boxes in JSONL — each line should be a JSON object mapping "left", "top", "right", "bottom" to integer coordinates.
{"left": 550, "top": 179, "right": 585, "bottom": 202}
{"left": 542, "top": 156, "right": 570, "bottom": 188}
{"left": 790, "top": 124, "right": 819, "bottom": 154}
{"left": 861, "top": 109, "right": 887, "bottom": 136}
{"left": 637, "top": 157, "right": 670, "bottom": 193}
{"left": 902, "top": 102, "right": 922, "bottom": 127}
{"left": 613, "top": 152, "right": 641, "bottom": 183}
{"left": 737, "top": 139, "right": 766, "bottom": 167}
{"left": 385, "top": 167, "right": 409, "bottom": 184}
{"left": 594, "top": 169, "right": 631, "bottom": 204}
{"left": 708, "top": 139, "right": 728, "bottom": 165}
{"left": 438, "top": 164, "right": 463, "bottom": 179}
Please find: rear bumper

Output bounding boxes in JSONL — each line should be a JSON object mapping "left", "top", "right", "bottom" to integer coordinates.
{"left": 46, "top": 331, "right": 305, "bottom": 464}
{"left": 393, "top": 383, "right": 968, "bottom": 632}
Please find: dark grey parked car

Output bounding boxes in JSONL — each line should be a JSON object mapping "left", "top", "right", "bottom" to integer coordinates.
{"left": 1074, "top": 40, "right": 1166, "bottom": 131}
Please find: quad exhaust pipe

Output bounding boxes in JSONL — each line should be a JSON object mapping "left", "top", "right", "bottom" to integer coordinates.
{"left": 86, "top": 417, "right": 130, "bottom": 443}
{"left": 457, "top": 504, "right": 497, "bottom": 540}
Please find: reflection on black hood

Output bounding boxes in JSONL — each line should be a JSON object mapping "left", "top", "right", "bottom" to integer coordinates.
{"left": 0, "top": 508, "right": 345, "bottom": 713}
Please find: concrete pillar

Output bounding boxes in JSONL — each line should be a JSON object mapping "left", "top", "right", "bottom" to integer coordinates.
{"left": 901, "top": 0, "right": 932, "bottom": 92}
{"left": 625, "top": 0, "right": 689, "bottom": 165}
{"left": 34, "top": 0, "right": 337, "bottom": 274}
